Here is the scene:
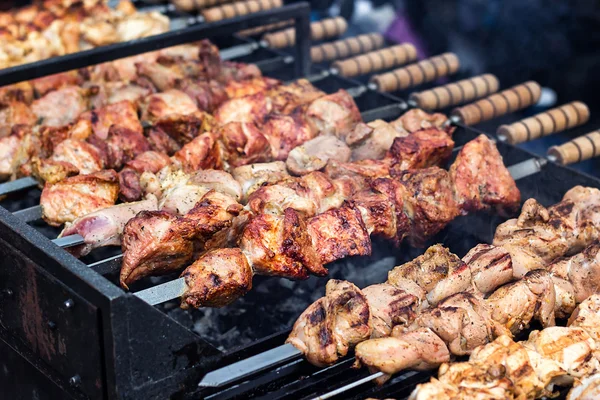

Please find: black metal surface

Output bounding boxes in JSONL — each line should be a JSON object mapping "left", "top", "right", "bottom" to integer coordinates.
{"left": 0, "top": 3, "right": 312, "bottom": 87}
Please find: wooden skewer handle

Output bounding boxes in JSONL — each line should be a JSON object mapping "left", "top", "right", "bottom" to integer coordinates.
{"left": 548, "top": 130, "right": 600, "bottom": 165}
{"left": 369, "top": 53, "right": 460, "bottom": 93}
{"left": 331, "top": 43, "right": 417, "bottom": 77}
{"left": 202, "top": 0, "right": 282, "bottom": 22}
{"left": 450, "top": 81, "right": 542, "bottom": 126}
{"left": 263, "top": 17, "right": 348, "bottom": 49}
{"left": 237, "top": 20, "right": 292, "bottom": 37}
{"left": 172, "top": 0, "right": 231, "bottom": 11}
{"left": 310, "top": 33, "right": 384, "bottom": 63}
{"left": 496, "top": 101, "right": 589, "bottom": 144}
{"left": 409, "top": 74, "right": 499, "bottom": 111}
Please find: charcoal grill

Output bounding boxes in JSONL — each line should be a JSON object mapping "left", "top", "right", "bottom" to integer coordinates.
{"left": 1, "top": 4, "right": 599, "bottom": 400}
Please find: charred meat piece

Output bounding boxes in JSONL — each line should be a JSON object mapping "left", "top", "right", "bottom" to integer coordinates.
{"left": 387, "top": 128, "right": 454, "bottom": 170}
{"left": 178, "top": 79, "right": 228, "bottom": 113}
{"left": 363, "top": 283, "right": 423, "bottom": 338}
{"left": 307, "top": 204, "right": 371, "bottom": 264}
{"left": 60, "top": 195, "right": 159, "bottom": 258}
{"left": 347, "top": 119, "right": 407, "bottom": 161}
{"left": 118, "top": 151, "right": 171, "bottom": 202}
{"left": 40, "top": 170, "right": 119, "bottom": 226}
{"left": 240, "top": 208, "right": 326, "bottom": 279}
{"left": 450, "top": 134, "right": 520, "bottom": 215}
{"left": 351, "top": 190, "right": 397, "bottom": 239}
{"left": 89, "top": 126, "right": 150, "bottom": 170}
{"left": 262, "top": 111, "right": 317, "bottom": 161}
{"left": 153, "top": 112, "right": 213, "bottom": 146}
{"left": 287, "top": 280, "right": 371, "bottom": 367}
{"left": 146, "top": 126, "right": 181, "bottom": 155}
{"left": 180, "top": 248, "right": 253, "bottom": 309}
{"left": 268, "top": 78, "right": 325, "bottom": 114}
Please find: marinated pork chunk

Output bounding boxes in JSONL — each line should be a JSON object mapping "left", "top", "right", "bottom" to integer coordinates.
{"left": 305, "top": 90, "right": 362, "bottom": 137}
{"left": 60, "top": 195, "right": 159, "bottom": 257}
{"left": 31, "top": 86, "right": 89, "bottom": 127}
{"left": 214, "top": 92, "right": 271, "bottom": 125}
{"left": 390, "top": 108, "right": 449, "bottom": 134}
{"left": 153, "top": 112, "right": 214, "bottom": 145}
{"left": 268, "top": 78, "right": 325, "bottom": 114}
{"left": 386, "top": 128, "right": 454, "bottom": 170}
{"left": 224, "top": 76, "right": 280, "bottom": 98}
{"left": 172, "top": 132, "right": 222, "bottom": 173}
{"left": 118, "top": 151, "right": 172, "bottom": 202}
{"left": 261, "top": 111, "right": 317, "bottom": 160}
{"left": 90, "top": 125, "right": 150, "bottom": 170}
{"left": 0, "top": 101, "right": 36, "bottom": 137}
{"left": 140, "top": 90, "right": 199, "bottom": 123}
{"left": 285, "top": 135, "right": 351, "bottom": 175}
{"left": 232, "top": 161, "right": 290, "bottom": 201}
{"left": 31, "top": 139, "right": 105, "bottom": 183}
{"left": 218, "top": 122, "right": 272, "bottom": 168}
{"left": 79, "top": 100, "right": 142, "bottom": 140}
{"left": 40, "top": 170, "right": 119, "bottom": 226}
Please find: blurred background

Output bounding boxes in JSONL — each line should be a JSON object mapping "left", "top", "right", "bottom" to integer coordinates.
{"left": 307, "top": 0, "right": 600, "bottom": 175}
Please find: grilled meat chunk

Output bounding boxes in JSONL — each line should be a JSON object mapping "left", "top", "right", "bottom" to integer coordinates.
{"left": 450, "top": 134, "right": 520, "bottom": 215}
{"left": 79, "top": 100, "right": 142, "bottom": 140}
{"left": 173, "top": 132, "right": 222, "bottom": 173}
{"left": 40, "top": 170, "right": 119, "bottom": 226}
{"left": 140, "top": 89, "right": 198, "bottom": 123}
{"left": 232, "top": 161, "right": 290, "bottom": 201}
{"left": 94, "top": 126, "right": 150, "bottom": 170}
{"left": 363, "top": 284, "right": 423, "bottom": 338}
{"left": 153, "top": 112, "right": 213, "bottom": 146}
{"left": 387, "top": 128, "right": 454, "bottom": 170}
{"left": 218, "top": 122, "right": 272, "bottom": 168}
{"left": 0, "top": 101, "right": 36, "bottom": 137}
{"left": 287, "top": 280, "right": 371, "bottom": 367}
{"left": 60, "top": 195, "right": 158, "bottom": 258}
{"left": 31, "top": 86, "right": 88, "bottom": 127}
{"left": 224, "top": 76, "right": 280, "bottom": 98}
{"left": 240, "top": 208, "right": 326, "bottom": 279}
{"left": 268, "top": 78, "right": 325, "bottom": 114}
{"left": 181, "top": 248, "right": 253, "bottom": 309}
{"left": 118, "top": 151, "right": 171, "bottom": 202}
{"left": 390, "top": 108, "right": 450, "bottom": 134}
{"left": 305, "top": 90, "right": 361, "bottom": 137}
{"left": 214, "top": 92, "right": 271, "bottom": 126}
{"left": 286, "top": 135, "right": 351, "bottom": 175}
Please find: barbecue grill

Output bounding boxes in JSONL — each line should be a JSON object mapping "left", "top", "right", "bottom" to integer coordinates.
{"left": 1, "top": 2, "right": 600, "bottom": 400}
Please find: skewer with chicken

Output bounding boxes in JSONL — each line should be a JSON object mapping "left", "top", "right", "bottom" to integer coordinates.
{"left": 285, "top": 186, "right": 600, "bottom": 371}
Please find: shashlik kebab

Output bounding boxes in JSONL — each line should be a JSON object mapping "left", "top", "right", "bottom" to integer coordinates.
{"left": 198, "top": 185, "right": 600, "bottom": 387}
{"left": 308, "top": 188, "right": 600, "bottom": 396}
{"left": 407, "top": 292, "right": 600, "bottom": 400}
{"left": 0, "top": 0, "right": 170, "bottom": 69}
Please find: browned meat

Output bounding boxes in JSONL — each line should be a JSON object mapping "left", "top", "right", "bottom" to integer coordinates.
{"left": 118, "top": 151, "right": 171, "bottom": 202}
{"left": 240, "top": 208, "right": 326, "bottom": 279}
{"left": 153, "top": 112, "right": 214, "bottom": 145}
{"left": 347, "top": 119, "right": 407, "bottom": 161}
{"left": 38, "top": 123, "right": 92, "bottom": 158}
{"left": 0, "top": 101, "right": 36, "bottom": 137}
{"left": 387, "top": 128, "right": 454, "bottom": 170}
{"left": 287, "top": 280, "right": 371, "bottom": 367}
{"left": 40, "top": 170, "right": 119, "bottom": 226}
{"left": 95, "top": 126, "right": 151, "bottom": 170}
{"left": 390, "top": 108, "right": 450, "bottom": 134}
{"left": 224, "top": 76, "right": 280, "bottom": 98}
{"left": 31, "top": 71, "right": 82, "bottom": 97}
{"left": 173, "top": 132, "right": 222, "bottom": 173}
{"left": 326, "top": 159, "right": 391, "bottom": 180}
{"left": 351, "top": 190, "right": 397, "bottom": 239}
{"left": 450, "top": 134, "right": 520, "bottom": 215}
{"left": 140, "top": 89, "right": 198, "bottom": 123}
{"left": 305, "top": 90, "right": 362, "bottom": 137}
{"left": 146, "top": 126, "right": 181, "bottom": 155}
{"left": 218, "top": 122, "right": 272, "bottom": 168}
{"left": 31, "top": 86, "right": 89, "bottom": 127}
{"left": 393, "top": 167, "right": 461, "bottom": 246}
{"left": 79, "top": 100, "right": 142, "bottom": 140}
{"left": 31, "top": 139, "right": 105, "bottom": 183}
{"left": 262, "top": 110, "right": 317, "bottom": 160}
{"left": 180, "top": 248, "right": 253, "bottom": 308}
{"left": 214, "top": 92, "right": 271, "bottom": 126}
{"left": 0, "top": 81, "right": 34, "bottom": 104}
{"left": 286, "top": 135, "right": 351, "bottom": 176}
{"left": 268, "top": 78, "right": 325, "bottom": 114}
{"left": 178, "top": 79, "right": 228, "bottom": 113}
{"left": 307, "top": 204, "right": 371, "bottom": 264}
{"left": 120, "top": 210, "right": 195, "bottom": 289}
{"left": 363, "top": 283, "right": 423, "bottom": 338}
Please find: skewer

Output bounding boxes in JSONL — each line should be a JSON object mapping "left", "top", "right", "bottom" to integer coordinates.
{"left": 310, "top": 372, "right": 387, "bottom": 400}
{"left": 220, "top": 17, "right": 349, "bottom": 60}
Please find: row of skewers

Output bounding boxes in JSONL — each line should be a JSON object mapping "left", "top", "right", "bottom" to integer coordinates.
{"left": 203, "top": 184, "right": 600, "bottom": 398}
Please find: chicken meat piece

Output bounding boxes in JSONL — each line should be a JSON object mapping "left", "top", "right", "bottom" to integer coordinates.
{"left": 40, "top": 170, "right": 119, "bottom": 226}
{"left": 351, "top": 190, "right": 397, "bottom": 239}
{"left": 304, "top": 90, "right": 362, "bottom": 137}
{"left": 390, "top": 108, "right": 450, "bottom": 134}
{"left": 120, "top": 210, "right": 195, "bottom": 289}
{"left": 140, "top": 89, "right": 199, "bottom": 123}
{"left": 60, "top": 195, "right": 159, "bottom": 258}
{"left": 307, "top": 204, "right": 371, "bottom": 264}
{"left": 224, "top": 76, "right": 280, "bottom": 98}
{"left": 363, "top": 283, "right": 424, "bottom": 338}
{"left": 79, "top": 100, "right": 142, "bottom": 140}
{"left": 173, "top": 132, "right": 222, "bottom": 173}
{"left": 287, "top": 280, "right": 371, "bottom": 367}
{"left": 285, "top": 135, "right": 351, "bottom": 175}
{"left": 461, "top": 244, "right": 514, "bottom": 294}
{"left": 31, "top": 86, "right": 89, "bottom": 127}
{"left": 393, "top": 167, "right": 461, "bottom": 246}
{"left": 568, "top": 374, "right": 600, "bottom": 400}
{"left": 387, "top": 128, "right": 454, "bottom": 170}
{"left": 118, "top": 151, "right": 172, "bottom": 202}
{"left": 240, "top": 208, "right": 326, "bottom": 279}
{"left": 450, "top": 134, "right": 520, "bottom": 215}
{"left": 231, "top": 161, "right": 290, "bottom": 201}
{"left": 214, "top": 92, "right": 271, "bottom": 126}
{"left": 268, "top": 79, "right": 325, "bottom": 114}
{"left": 218, "top": 122, "right": 272, "bottom": 168}
{"left": 486, "top": 269, "right": 556, "bottom": 334}
{"left": 568, "top": 294, "right": 600, "bottom": 343}
{"left": 180, "top": 248, "right": 254, "bottom": 309}
{"left": 0, "top": 101, "right": 36, "bottom": 137}
{"left": 354, "top": 327, "right": 450, "bottom": 378}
